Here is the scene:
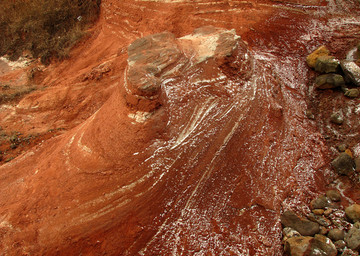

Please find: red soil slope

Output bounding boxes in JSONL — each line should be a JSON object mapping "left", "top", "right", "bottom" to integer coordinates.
{"left": 0, "top": 0, "right": 360, "bottom": 255}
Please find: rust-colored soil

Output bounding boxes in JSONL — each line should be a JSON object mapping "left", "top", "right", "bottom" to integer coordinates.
{"left": 0, "top": 0, "right": 360, "bottom": 255}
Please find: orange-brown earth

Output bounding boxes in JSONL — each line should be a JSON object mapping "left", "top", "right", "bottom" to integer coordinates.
{"left": 0, "top": 0, "right": 360, "bottom": 255}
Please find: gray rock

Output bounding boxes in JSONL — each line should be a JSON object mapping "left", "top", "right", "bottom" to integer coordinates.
{"left": 328, "top": 229, "right": 345, "bottom": 241}
{"left": 345, "top": 88, "right": 360, "bottom": 98}
{"left": 330, "top": 112, "right": 344, "bottom": 125}
{"left": 315, "top": 56, "right": 340, "bottom": 73}
{"left": 284, "top": 236, "right": 312, "bottom": 256}
{"left": 345, "top": 226, "right": 360, "bottom": 250}
{"left": 345, "top": 204, "right": 360, "bottom": 223}
{"left": 315, "top": 74, "right": 345, "bottom": 89}
{"left": 310, "top": 195, "right": 331, "bottom": 209}
{"left": 341, "top": 60, "right": 360, "bottom": 86}
{"left": 309, "top": 234, "right": 337, "bottom": 256}
{"left": 281, "top": 210, "right": 320, "bottom": 236}
{"left": 332, "top": 153, "right": 355, "bottom": 176}
{"left": 326, "top": 190, "right": 341, "bottom": 202}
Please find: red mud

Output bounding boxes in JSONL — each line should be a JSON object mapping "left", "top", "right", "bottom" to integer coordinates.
{"left": 0, "top": 0, "right": 360, "bottom": 255}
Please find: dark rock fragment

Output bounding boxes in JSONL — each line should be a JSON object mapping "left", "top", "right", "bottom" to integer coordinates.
{"left": 315, "top": 56, "right": 340, "bottom": 73}
{"left": 310, "top": 195, "right": 331, "bottom": 209}
{"left": 330, "top": 112, "right": 344, "bottom": 125}
{"left": 344, "top": 88, "right": 359, "bottom": 98}
{"left": 345, "top": 205, "right": 360, "bottom": 223}
{"left": 344, "top": 226, "right": 360, "bottom": 250}
{"left": 315, "top": 74, "right": 345, "bottom": 89}
{"left": 328, "top": 228, "right": 345, "bottom": 241}
{"left": 331, "top": 153, "right": 355, "bottom": 176}
{"left": 326, "top": 190, "right": 341, "bottom": 202}
{"left": 281, "top": 210, "right": 320, "bottom": 236}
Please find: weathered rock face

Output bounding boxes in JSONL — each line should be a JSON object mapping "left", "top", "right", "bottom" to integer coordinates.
{"left": 0, "top": 0, "right": 359, "bottom": 255}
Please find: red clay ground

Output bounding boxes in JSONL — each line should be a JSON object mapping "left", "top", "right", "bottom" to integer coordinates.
{"left": 0, "top": 0, "right": 359, "bottom": 255}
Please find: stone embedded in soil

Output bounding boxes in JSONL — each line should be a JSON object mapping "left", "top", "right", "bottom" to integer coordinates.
{"left": 315, "top": 74, "right": 345, "bottom": 89}
{"left": 344, "top": 88, "right": 360, "bottom": 98}
{"left": 310, "top": 234, "right": 337, "bottom": 256}
{"left": 337, "top": 144, "right": 348, "bottom": 152}
{"left": 313, "top": 209, "right": 325, "bottom": 215}
{"left": 345, "top": 226, "right": 360, "bottom": 250}
{"left": 306, "top": 45, "right": 330, "bottom": 68}
{"left": 334, "top": 240, "right": 346, "bottom": 250}
{"left": 341, "top": 60, "right": 360, "bottom": 86}
{"left": 283, "top": 227, "right": 301, "bottom": 241}
{"left": 332, "top": 153, "right": 356, "bottom": 176}
{"left": 341, "top": 249, "right": 360, "bottom": 256}
{"left": 284, "top": 236, "right": 313, "bottom": 256}
{"left": 310, "top": 195, "right": 331, "bottom": 209}
{"left": 326, "top": 190, "right": 341, "bottom": 202}
{"left": 315, "top": 56, "right": 340, "bottom": 73}
{"left": 355, "top": 157, "right": 360, "bottom": 172}
{"left": 308, "top": 213, "right": 332, "bottom": 227}
{"left": 330, "top": 112, "right": 344, "bottom": 125}
{"left": 281, "top": 210, "right": 320, "bottom": 236}
{"left": 328, "top": 228, "right": 345, "bottom": 241}
{"left": 345, "top": 204, "right": 360, "bottom": 223}
{"left": 305, "top": 109, "right": 315, "bottom": 119}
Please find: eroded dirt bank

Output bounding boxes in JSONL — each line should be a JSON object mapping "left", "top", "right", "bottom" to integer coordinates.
{"left": 0, "top": 0, "right": 360, "bottom": 255}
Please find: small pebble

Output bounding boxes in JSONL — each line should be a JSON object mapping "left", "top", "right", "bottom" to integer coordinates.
{"left": 313, "top": 209, "right": 325, "bottom": 215}
{"left": 337, "top": 144, "right": 348, "bottom": 152}
{"left": 328, "top": 228, "right": 345, "bottom": 241}
{"left": 330, "top": 112, "right": 344, "bottom": 125}
{"left": 326, "top": 190, "right": 342, "bottom": 202}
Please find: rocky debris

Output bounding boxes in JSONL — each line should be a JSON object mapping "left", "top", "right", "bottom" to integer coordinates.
{"left": 305, "top": 109, "right": 315, "bottom": 119}
{"left": 314, "top": 73, "right": 345, "bottom": 89}
{"left": 310, "top": 195, "right": 331, "bottom": 209}
{"left": 330, "top": 112, "right": 344, "bottom": 125}
{"left": 328, "top": 228, "right": 345, "bottom": 241}
{"left": 334, "top": 240, "right": 347, "bottom": 250}
{"left": 315, "top": 56, "right": 340, "bottom": 73}
{"left": 345, "top": 205, "right": 360, "bottom": 223}
{"left": 313, "top": 209, "right": 325, "bottom": 215}
{"left": 284, "top": 234, "right": 337, "bottom": 256}
{"left": 345, "top": 225, "right": 360, "bottom": 250}
{"left": 326, "top": 190, "right": 342, "bottom": 202}
{"left": 344, "top": 88, "right": 360, "bottom": 98}
{"left": 331, "top": 153, "right": 356, "bottom": 175}
{"left": 338, "top": 144, "right": 348, "bottom": 152}
{"left": 281, "top": 210, "right": 320, "bottom": 236}
{"left": 283, "top": 227, "right": 302, "bottom": 241}
{"left": 281, "top": 192, "right": 360, "bottom": 255}
{"left": 308, "top": 213, "right": 332, "bottom": 227}
{"left": 341, "top": 61, "right": 360, "bottom": 86}
{"left": 355, "top": 157, "right": 360, "bottom": 172}
{"left": 306, "top": 45, "right": 331, "bottom": 68}
{"left": 284, "top": 236, "right": 313, "bottom": 256}
{"left": 311, "top": 234, "right": 338, "bottom": 256}
{"left": 341, "top": 249, "right": 360, "bottom": 256}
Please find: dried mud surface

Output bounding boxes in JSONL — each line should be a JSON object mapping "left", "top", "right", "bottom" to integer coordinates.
{"left": 0, "top": 0, "right": 360, "bottom": 255}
